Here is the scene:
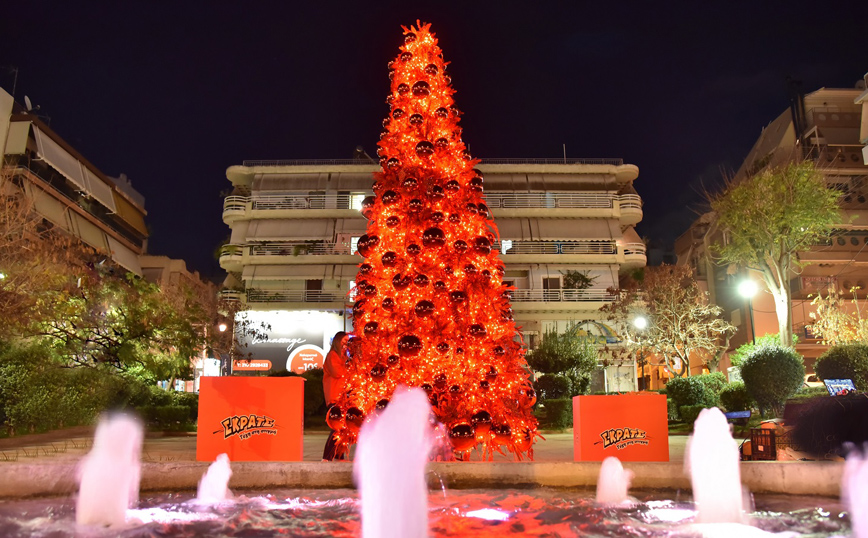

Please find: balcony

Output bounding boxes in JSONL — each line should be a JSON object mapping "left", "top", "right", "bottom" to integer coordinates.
{"left": 508, "top": 289, "right": 616, "bottom": 302}
{"left": 494, "top": 240, "right": 618, "bottom": 262}
{"left": 221, "top": 192, "right": 643, "bottom": 220}
{"left": 218, "top": 289, "right": 244, "bottom": 303}
{"left": 622, "top": 242, "right": 647, "bottom": 268}
{"left": 222, "top": 195, "right": 248, "bottom": 222}
{"left": 218, "top": 244, "right": 244, "bottom": 271}
{"left": 246, "top": 289, "right": 348, "bottom": 306}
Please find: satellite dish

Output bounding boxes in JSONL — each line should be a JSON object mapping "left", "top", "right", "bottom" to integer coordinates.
{"left": 23, "top": 95, "right": 39, "bottom": 112}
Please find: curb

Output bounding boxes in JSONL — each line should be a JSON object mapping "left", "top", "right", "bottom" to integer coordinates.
{"left": 0, "top": 460, "right": 844, "bottom": 499}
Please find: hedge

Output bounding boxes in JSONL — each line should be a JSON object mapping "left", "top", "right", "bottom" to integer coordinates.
{"left": 539, "top": 399, "right": 572, "bottom": 429}
{"left": 740, "top": 344, "right": 805, "bottom": 417}
{"left": 814, "top": 344, "right": 868, "bottom": 392}
{"left": 719, "top": 382, "right": 754, "bottom": 412}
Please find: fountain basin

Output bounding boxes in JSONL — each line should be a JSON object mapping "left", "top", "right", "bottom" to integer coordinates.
{"left": 0, "top": 460, "right": 845, "bottom": 499}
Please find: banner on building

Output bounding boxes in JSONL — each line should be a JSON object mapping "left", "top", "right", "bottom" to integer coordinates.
{"left": 233, "top": 310, "right": 344, "bottom": 375}
{"left": 573, "top": 393, "right": 669, "bottom": 461}
{"left": 196, "top": 376, "right": 304, "bottom": 462}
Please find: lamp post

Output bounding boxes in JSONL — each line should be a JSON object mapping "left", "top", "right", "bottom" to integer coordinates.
{"left": 738, "top": 279, "right": 758, "bottom": 345}
{"left": 633, "top": 315, "right": 648, "bottom": 390}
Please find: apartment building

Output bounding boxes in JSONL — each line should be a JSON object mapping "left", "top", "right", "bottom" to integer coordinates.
{"left": 219, "top": 157, "right": 646, "bottom": 389}
{"left": 676, "top": 75, "right": 868, "bottom": 374}
{"left": 0, "top": 87, "right": 148, "bottom": 274}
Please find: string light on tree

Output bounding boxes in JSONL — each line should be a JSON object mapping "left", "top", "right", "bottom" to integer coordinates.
{"left": 329, "top": 22, "right": 539, "bottom": 460}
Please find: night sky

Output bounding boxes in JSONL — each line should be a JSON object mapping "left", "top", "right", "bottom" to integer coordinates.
{"left": 2, "top": 2, "right": 867, "bottom": 281}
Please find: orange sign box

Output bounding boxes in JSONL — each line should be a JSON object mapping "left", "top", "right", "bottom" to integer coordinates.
{"left": 197, "top": 377, "right": 305, "bottom": 462}
{"left": 573, "top": 393, "right": 669, "bottom": 462}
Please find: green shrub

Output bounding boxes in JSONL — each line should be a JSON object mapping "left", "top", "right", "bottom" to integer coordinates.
{"left": 539, "top": 399, "right": 572, "bottom": 429}
{"left": 534, "top": 374, "right": 570, "bottom": 400}
{"left": 678, "top": 404, "right": 708, "bottom": 428}
{"left": 814, "top": 343, "right": 868, "bottom": 392}
{"left": 789, "top": 385, "right": 828, "bottom": 401}
{"left": 730, "top": 333, "right": 799, "bottom": 367}
{"left": 696, "top": 372, "right": 728, "bottom": 402}
{"left": 666, "top": 398, "right": 679, "bottom": 421}
{"left": 719, "top": 381, "right": 754, "bottom": 412}
{"left": 740, "top": 344, "right": 805, "bottom": 417}
{"left": 172, "top": 392, "right": 199, "bottom": 423}
{"left": 665, "top": 376, "right": 714, "bottom": 418}
{"left": 140, "top": 405, "right": 191, "bottom": 431}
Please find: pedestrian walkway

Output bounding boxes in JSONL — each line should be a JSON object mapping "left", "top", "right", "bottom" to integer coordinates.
{"left": 0, "top": 427, "right": 688, "bottom": 464}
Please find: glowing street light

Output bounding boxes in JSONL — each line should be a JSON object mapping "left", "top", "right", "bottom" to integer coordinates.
{"left": 738, "top": 279, "right": 758, "bottom": 345}
{"left": 218, "top": 323, "right": 228, "bottom": 333}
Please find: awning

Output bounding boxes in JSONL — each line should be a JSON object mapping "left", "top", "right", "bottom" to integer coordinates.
{"left": 243, "top": 265, "right": 328, "bottom": 280}
{"left": 107, "top": 235, "right": 142, "bottom": 275}
{"left": 253, "top": 173, "right": 330, "bottom": 192}
{"left": 246, "top": 219, "right": 335, "bottom": 240}
{"left": 5, "top": 121, "right": 30, "bottom": 155}
{"left": 83, "top": 168, "right": 117, "bottom": 213}
{"left": 494, "top": 218, "right": 619, "bottom": 241}
{"left": 112, "top": 192, "right": 148, "bottom": 236}
{"left": 33, "top": 126, "right": 88, "bottom": 191}
{"left": 28, "top": 185, "right": 69, "bottom": 230}
{"left": 331, "top": 172, "right": 374, "bottom": 190}
{"left": 71, "top": 213, "right": 107, "bottom": 251}
{"left": 337, "top": 218, "right": 368, "bottom": 235}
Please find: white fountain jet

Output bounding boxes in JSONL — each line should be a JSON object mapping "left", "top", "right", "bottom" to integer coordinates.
{"left": 686, "top": 407, "right": 744, "bottom": 524}
{"left": 76, "top": 413, "right": 143, "bottom": 526}
{"left": 842, "top": 444, "right": 868, "bottom": 538}
{"left": 596, "top": 456, "right": 634, "bottom": 506}
{"left": 197, "top": 453, "right": 233, "bottom": 504}
{"left": 354, "top": 386, "right": 433, "bottom": 538}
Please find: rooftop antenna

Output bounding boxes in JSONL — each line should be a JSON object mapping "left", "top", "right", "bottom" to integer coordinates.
{"left": 1, "top": 66, "right": 17, "bottom": 98}
{"left": 563, "top": 144, "right": 566, "bottom": 163}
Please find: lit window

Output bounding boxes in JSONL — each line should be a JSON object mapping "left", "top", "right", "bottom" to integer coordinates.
{"left": 500, "top": 239, "right": 513, "bottom": 254}
{"left": 351, "top": 237, "right": 360, "bottom": 254}
{"left": 350, "top": 194, "right": 366, "bottom": 211}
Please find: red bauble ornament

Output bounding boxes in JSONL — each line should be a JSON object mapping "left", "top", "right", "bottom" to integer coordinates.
{"left": 409, "top": 113, "right": 424, "bottom": 125}
{"left": 387, "top": 354, "right": 399, "bottom": 366}
{"left": 449, "top": 291, "right": 466, "bottom": 304}
{"left": 436, "top": 342, "right": 449, "bottom": 353}
{"left": 433, "top": 373, "right": 447, "bottom": 391}
{"left": 364, "top": 322, "right": 379, "bottom": 335}
{"left": 392, "top": 274, "right": 412, "bottom": 290}
{"left": 485, "top": 365, "right": 497, "bottom": 380}
{"left": 403, "top": 177, "right": 418, "bottom": 189}
{"left": 520, "top": 387, "right": 537, "bottom": 408}
{"left": 413, "top": 274, "right": 429, "bottom": 287}
{"left": 445, "top": 180, "right": 460, "bottom": 192}
{"left": 392, "top": 108, "right": 404, "bottom": 119}
{"left": 493, "top": 423, "right": 512, "bottom": 444}
{"left": 453, "top": 240, "right": 468, "bottom": 253}
{"left": 408, "top": 198, "right": 423, "bottom": 213}
{"left": 424, "top": 63, "right": 438, "bottom": 75}
{"left": 363, "top": 284, "right": 377, "bottom": 297}
{"left": 381, "top": 297, "right": 395, "bottom": 310}
{"left": 346, "top": 408, "right": 365, "bottom": 432}
{"left": 466, "top": 203, "right": 478, "bottom": 214}
{"left": 382, "top": 190, "right": 400, "bottom": 205}
{"left": 370, "top": 363, "right": 388, "bottom": 380}
{"left": 450, "top": 423, "right": 476, "bottom": 451}
{"left": 414, "top": 300, "right": 435, "bottom": 317}
{"left": 435, "top": 107, "right": 449, "bottom": 118}
{"left": 398, "top": 335, "right": 422, "bottom": 356}
{"left": 473, "top": 236, "right": 491, "bottom": 255}
{"left": 386, "top": 216, "right": 400, "bottom": 227}
{"left": 422, "top": 227, "right": 446, "bottom": 248}
{"left": 359, "top": 263, "right": 373, "bottom": 275}
{"left": 326, "top": 405, "right": 344, "bottom": 431}
{"left": 381, "top": 251, "right": 398, "bottom": 267}
{"left": 406, "top": 244, "right": 421, "bottom": 256}
{"left": 471, "top": 410, "right": 492, "bottom": 435}
{"left": 397, "top": 83, "right": 410, "bottom": 95}
{"left": 376, "top": 399, "right": 390, "bottom": 411}
{"left": 433, "top": 280, "right": 447, "bottom": 292}
{"left": 429, "top": 211, "right": 445, "bottom": 223}
{"left": 435, "top": 137, "right": 449, "bottom": 148}
{"left": 412, "top": 81, "right": 430, "bottom": 96}
{"left": 469, "top": 177, "right": 484, "bottom": 192}
{"left": 352, "top": 299, "right": 366, "bottom": 317}
{"left": 448, "top": 213, "right": 460, "bottom": 224}
{"left": 430, "top": 185, "right": 445, "bottom": 199}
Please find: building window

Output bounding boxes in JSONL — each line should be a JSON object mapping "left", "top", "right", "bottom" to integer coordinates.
{"left": 543, "top": 277, "right": 561, "bottom": 290}
{"left": 350, "top": 193, "right": 366, "bottom": 211}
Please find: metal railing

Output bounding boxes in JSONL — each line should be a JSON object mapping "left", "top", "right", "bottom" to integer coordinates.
{"left": 249, "top": 241, "right": 352, "bottom": 256}
{"left": 219, "top": 244, "right": 244, "bottom": 257}
{"left": 623, "top": 242, "right": 647, "bottom": 256}
{"left": 241, "top": 157, "right": 625, "bottom": 167}
{"left": 618, "top": 194, "right": 642, "bottom": 210}
{"left": 224, "top": 193, "right": 643, "bottom": 212}
{"left": 508, "top": 289, "right": 616, "bottom": 302}
{"left": 244, "top": 288, "right": 614, "bottom": 304}
{"left": 494, "top": 241, "right": 618, "bottom": 255}
{"left": 247, "top": 289, "right": 346, "bottom": 303}
{"left": 223, "top": 196, "right": 248, "bottom": 212}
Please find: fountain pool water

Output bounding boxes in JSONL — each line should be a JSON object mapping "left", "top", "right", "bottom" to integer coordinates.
{"left": 0, "top": 488, "right": 850, "bottom": 537}
{"left": 75, "top": 413, "right": 143, "bottom": 527}
{"left": 843, "top": 445, "right": 868, "bottom": 538}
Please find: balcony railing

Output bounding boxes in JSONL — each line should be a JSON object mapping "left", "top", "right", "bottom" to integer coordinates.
{"left": 494, "top": 241, "right": 618, "bottom": 255}
{"left": 508, "top": 289, "right": 616, "bottom": 302}
{"left": 244, "top": 288, "right": 615, "bottom": 304}
{"left": 250, "top": 241, "right": 352, "bottom": 256}
{"left": 224, "top": 192, "right": 643, "bottom": 212}
{"left": 219, "top": 244, "right": 244, "bottom": 257}
{"left": 241, "top": 157, "right": 625, "bottom": 167}
{"left": 623, "top": 242, "right": 647, "bottom": 256}
{"left": 247, "top": 289, "right": 346, "bottom": 303}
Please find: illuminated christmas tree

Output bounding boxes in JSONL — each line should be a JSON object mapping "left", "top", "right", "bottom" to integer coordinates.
{"left": 328, "top": 22, "right": 538, "bottom": 460}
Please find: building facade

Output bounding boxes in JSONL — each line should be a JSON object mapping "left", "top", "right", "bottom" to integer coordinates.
{"left": 0, "top": 87, "right": 148, "bottom": 274}
{"left": 676, "top": 75, "right": 868, "bottom": 374}
{"left": 219, "top": 157, "right": 646, "bottom": 389}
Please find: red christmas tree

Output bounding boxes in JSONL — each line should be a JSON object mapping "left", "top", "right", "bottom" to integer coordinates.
{"left": 329, "top": 22, "right": 538, "bottom": 460}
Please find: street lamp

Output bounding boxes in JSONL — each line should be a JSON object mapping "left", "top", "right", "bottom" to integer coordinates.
{"left": 738, "top": 279, "right": 758, "bottom": 345}
{"left": 218, "top": 323, "right": 228, "bottom": 333}
{"left": 633, "top": 316, "right": 648, "bottom": 390}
